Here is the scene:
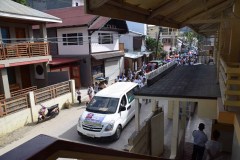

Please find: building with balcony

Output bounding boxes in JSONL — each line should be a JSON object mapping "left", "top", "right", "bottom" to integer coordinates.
{"left": 0, "top": 0, "right": 61, "bottom": 100}
{"left": 147, "top": 25, "right": 179, "bottom": 53}
{"left": 34, "top": 6, "right": 128, "bottom": 87}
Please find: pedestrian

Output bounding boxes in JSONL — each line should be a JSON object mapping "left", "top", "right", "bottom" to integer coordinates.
{"left": 94, "top": 82, "right": 99, "bottom": 94}
{"left": 192, "top": 123, "right": 208, "bottom": 160}
{"left": 87, "top": 85, "right": 94, "bottom": 101}
{"left": 76, "top": 89, "right": 81, "bottom": 104}
{"left": 205, "top": 130, "right": 222, "bottom": 160}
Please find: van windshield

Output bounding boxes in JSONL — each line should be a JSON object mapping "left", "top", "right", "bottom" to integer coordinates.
{"left": 86, "top": 96, "right": 119, "bottom": 114}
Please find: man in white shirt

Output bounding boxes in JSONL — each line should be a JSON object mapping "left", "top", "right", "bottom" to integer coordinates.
{"left": 205, "top": 130, "right": 222, "bottom": 160}
{"left": 192, "top": 123, "right": 208, "bottom": 160}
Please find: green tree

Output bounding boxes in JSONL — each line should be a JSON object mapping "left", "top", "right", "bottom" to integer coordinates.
{"left": 146, "top": 37, "right": 164, "bottom": 59}
{"left": 13, "top": 0, "right": 27, "bottom": 5}
{"left": 182, "top": 31, "right": 198, "bottom": 50}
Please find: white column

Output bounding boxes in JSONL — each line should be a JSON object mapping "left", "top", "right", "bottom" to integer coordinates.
{"left": 28, "top": 25, "right": 34, "bottom": 42}
{"left": 151, "top": 99, "right": 157, "bottom": 112}
{"left": 1, "top": 69, "right": 11, "bottom": 98}
{"left": 170, "top": 100, "right": 179, "bottom": 159}
{"left": 40, "top": 23, "right": 47, "bottom": 42}
{"left": 135, "top": 98, "right": 140, "bottom": 131}
{"left": 28, "top": 91, "right": 36, "bottom": 122}
{"left": 70, "top": 79, "right": 76, "bottom": 103}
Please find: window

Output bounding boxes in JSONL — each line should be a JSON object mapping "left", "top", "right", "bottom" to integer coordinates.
{"left": 98, "top": 33, "right": 113, "bottom": 44}
{"left": 1, "top": 27, "right": 11, "bottom": 43}
{"left": 62, "top": 33, "right": 83, "bottom": 45}
{"left": 126, "top": 86, "right": 138, "bottom": 103}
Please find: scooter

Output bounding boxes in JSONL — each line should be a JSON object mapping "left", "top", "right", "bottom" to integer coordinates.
{"left": 37, "top": 104, "right": 59, "bottom": 123}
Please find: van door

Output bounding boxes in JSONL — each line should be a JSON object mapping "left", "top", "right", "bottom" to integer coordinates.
{"left": 119, "top": 95, "right": 129, "bottom": 126}
{"left": 126, "top": 89, "right": 136, "bottom": 121}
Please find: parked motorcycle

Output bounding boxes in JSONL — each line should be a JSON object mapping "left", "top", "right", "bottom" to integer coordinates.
{"left": 37, "top": 104, "right": 59, "bottom": 123}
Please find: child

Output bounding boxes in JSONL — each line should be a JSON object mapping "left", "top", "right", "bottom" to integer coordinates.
{"left": 76, "top": 89, "right": 81, "bottom": 104}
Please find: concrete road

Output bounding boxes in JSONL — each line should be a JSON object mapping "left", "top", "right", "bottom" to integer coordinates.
{"left": 0, "top": 101, "right": 153, "bottom": 155}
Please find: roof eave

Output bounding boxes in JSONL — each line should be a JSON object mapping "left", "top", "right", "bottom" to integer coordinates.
{"left": 0, "top": 12, "right": 62, "bottom": 23}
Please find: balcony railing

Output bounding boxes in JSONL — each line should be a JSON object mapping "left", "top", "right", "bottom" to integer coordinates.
{"left": 34, "top": 81, "right": 71, "bottom": 104}
{"left": 0, "top": 94, "right": 29, "bottom": 117}
{"left": 219, "top": 56, "right": 240, "bottom": 109}
{"left": 0, "top": 42, "right": 49, "bottom": 60}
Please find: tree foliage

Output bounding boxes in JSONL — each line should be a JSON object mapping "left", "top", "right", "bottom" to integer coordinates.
{"left": 13, "top": 0, "right": 27, "bottom": 5}
{"left": 146, "top": 37, "right": 165, "bottom": 59}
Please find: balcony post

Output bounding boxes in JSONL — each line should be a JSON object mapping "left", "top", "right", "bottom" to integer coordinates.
{"left": 0, "top": 69, "right": 11, "bottom": 98}
{"left": 40, "top": 23, "right": 47, "bottom": 42}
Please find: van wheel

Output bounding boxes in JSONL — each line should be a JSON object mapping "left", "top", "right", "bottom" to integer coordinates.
{"left": 112, "top": 125, "right": 122, "bottom": 141}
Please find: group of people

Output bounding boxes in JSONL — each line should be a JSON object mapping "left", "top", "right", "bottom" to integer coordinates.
{"left": 192, "top": 123, "right": 222, "bottom": 160}
{"left": 115, "top": 69, "right": 147, "bottom": 88}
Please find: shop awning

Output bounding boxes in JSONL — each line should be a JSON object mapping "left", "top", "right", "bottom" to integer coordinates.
{"left": 91, "top": 51, "right": 124, "bottom": 60}
{"left": 49, "top": 58, "right": 80, "bottom": 66}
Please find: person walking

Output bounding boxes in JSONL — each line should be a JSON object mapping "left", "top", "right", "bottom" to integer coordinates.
{"left": 76, "top": 89, "right": 81, "bottom": 104}
{"left": 192, "top": 123, "right": 208, "bottom": 160}
{"left": 205, "top": 130, "right": 222, "bottom": 160}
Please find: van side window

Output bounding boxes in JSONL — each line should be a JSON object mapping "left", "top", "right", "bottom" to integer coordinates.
{"left": 120, "top": 95, "right": 127, "bottom": 107}
{"left": 127, "top": 86, "right": 138, "bottom": 103}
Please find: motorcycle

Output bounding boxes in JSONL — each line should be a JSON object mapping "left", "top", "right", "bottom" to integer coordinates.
{"left": 37, "top": 104, "right": 59, "bottom": 123}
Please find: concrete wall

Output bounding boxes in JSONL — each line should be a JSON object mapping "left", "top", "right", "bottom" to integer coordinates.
{"left": 120, "top": 34, "right": 133, "bottom": 51}
{"left": 0, "top": 80, "right": 75, "bottom": 136}
{"left": 91, "top": 31, "right": 119, "bottom": 53}
{"left": 0, "top": 109, "right": 32, "bottom": 136}
{"left": 57, "top": 27, "right": 89, "bottom": 55}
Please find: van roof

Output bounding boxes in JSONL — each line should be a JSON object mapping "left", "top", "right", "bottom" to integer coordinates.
{"left": 95, "top": 82, "right": 138, "bottom": 98}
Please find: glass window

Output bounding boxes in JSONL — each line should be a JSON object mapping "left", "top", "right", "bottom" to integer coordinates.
{"left": 86, "top": 96, "right": 119, "bottom": 114}
{"left": 98, "top": 33, "right": 113, "bottom": 44}
{"left": 1, "top": 27, "right": 11, "bottom": 43}
{"left": 62, "top": 33, "right": 83, "bottom": 46}
{"left": 126, "top": 86, "right": 138, "bottom": 103}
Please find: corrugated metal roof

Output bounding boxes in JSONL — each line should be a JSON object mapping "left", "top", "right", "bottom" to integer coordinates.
{"left": 0, "top": 0, "right": 61, "bottom": 23}
{"left": 88, "top": 16, "right": 111, "bottom": 30}
{"left": 45, "top": 6, "right": 97, "bottom": 28}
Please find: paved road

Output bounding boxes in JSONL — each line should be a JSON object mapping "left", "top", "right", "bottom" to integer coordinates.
{"left": 0, "top": 100, "right": 153, "bottom": 155}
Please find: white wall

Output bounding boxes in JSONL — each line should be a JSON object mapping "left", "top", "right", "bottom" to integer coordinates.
{"left": 120, "top": 34, "right": 133, "bottom": 51}
{"left": 57, "top": 27, "right": 89, "bottom": 55}
{"left": 91, "top": 31, "right": 119, "bottom": 53}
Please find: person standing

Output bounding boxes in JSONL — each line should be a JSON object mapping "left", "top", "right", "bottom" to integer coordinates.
{"left": 87, "top": 85, "right": 94, "bottom": 101}
{"left": 192, "top": 123, "right": 208, "bottom": 160}
{"left": 205, "top": 130, "right": 222, "bottom": 160}
{"left": 76, "top": 89, "right": 81, "bottom": 104}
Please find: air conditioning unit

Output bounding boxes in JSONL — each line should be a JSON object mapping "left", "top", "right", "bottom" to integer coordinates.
{"left": 34, "top": 63, "right": 45, "bottom": 79}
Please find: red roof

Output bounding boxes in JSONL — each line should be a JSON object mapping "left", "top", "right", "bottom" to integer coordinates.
{"left": 44, "top": 6, "right": 97, "bottom": 28}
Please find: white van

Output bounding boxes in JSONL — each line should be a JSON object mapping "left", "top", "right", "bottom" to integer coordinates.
{"left": 77, "top": 82, "right": 138, "bottom": 140}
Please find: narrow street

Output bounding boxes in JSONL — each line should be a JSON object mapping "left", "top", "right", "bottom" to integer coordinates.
{"left": 0, "top": 100, "right": 153, "bottom": 155}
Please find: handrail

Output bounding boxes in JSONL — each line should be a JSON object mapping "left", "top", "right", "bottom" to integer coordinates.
{"left": 0, "top": 94, "right": 29, "bottom": 117}
{"left": 34, "top": 81, "right": 71, "bottom": 104}
{"left": 11, "top": 86, "right": 37, "bottom": 97}
{"left": 0, "top": 42, "right": 49, "bottom": 60}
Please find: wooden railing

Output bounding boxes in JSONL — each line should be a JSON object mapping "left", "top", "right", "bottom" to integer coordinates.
{"left": 0, "top": 94, "right": 5, "bottom": 100}
{"left": 34, "top": 81, "right": 71, "bottom": 104}
{"left": 0, "top": 94, "right": 29, "bottom": 117}
{"left": 11, "top": 86, "right": 37, "bottom": 97}
{"left": 219, "top": 56, "right": 240, "bottom": 109}
{"left": 0, "top": 42, "right": 49, "bottom": 60}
